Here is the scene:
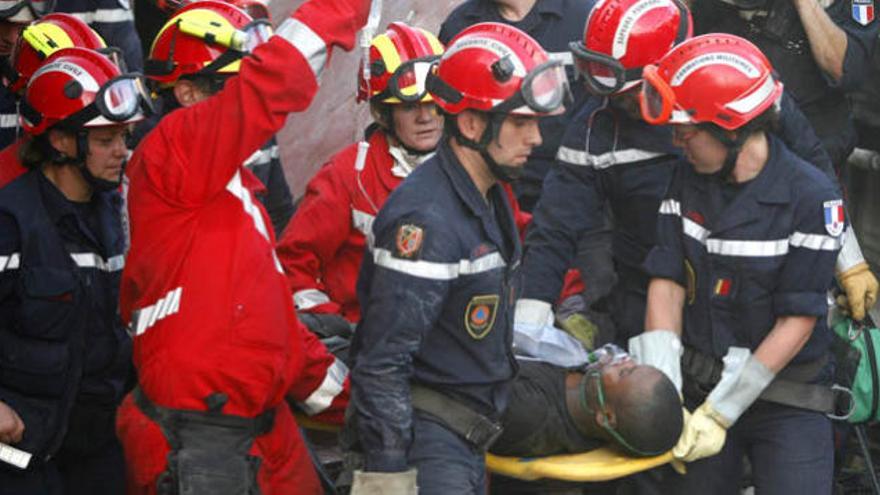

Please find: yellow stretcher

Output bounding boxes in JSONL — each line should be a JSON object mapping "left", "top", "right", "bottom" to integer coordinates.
{"left": 486, "top": 449, "right": 673, "bottom": 482}
{"left": 295, "top": 414, "right": 673, "bottom": 482}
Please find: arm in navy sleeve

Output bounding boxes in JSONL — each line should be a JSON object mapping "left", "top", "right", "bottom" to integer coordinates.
{"left": 351, "top": 209, "right": 455, "bottom": 472}
{"left": 825, "top": 0, "right": 879, "bottom": 90}
{"left": 520, "top": 116, "right": 607, "bottom": 304}
{"left": 777, "top": 91, "right": 835, "bottom": 181}
{"left": 643, "top": 161, "right": 687, "bottom": 286}
{"left": 773, "top": 166, "right": 844, "bottom": 317}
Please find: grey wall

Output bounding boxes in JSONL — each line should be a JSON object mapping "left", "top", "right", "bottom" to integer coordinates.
{"left": 270, "top": 0, "right": 463, "bottom": 199}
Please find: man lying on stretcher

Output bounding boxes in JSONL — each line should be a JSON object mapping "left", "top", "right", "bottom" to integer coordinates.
{"left": 492, "top": 344, "right": 683, "bottom": 458}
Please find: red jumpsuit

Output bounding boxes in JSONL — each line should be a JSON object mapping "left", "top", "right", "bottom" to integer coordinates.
{"left": 277, "top": 130, "right": 532, "bottom": 323}
{"left": 115, "top": 2, "right": 368, "bottom": 493}
{"left": 0, "top": 139, "right": 25, "bottom": 189}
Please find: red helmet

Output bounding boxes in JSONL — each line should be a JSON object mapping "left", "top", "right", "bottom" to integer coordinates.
{"left": 426, "top": 22, "right": 569, "bottom": 116}
{"left": 225, "top": 0, "right": 269, "bottom": 21}
{"left": 571, "top": 0, "right": 691, "bottom": 96}
{"left": 357, "top": 22, "right": 444, "bottom": 104}
{"left": 21, "top": 47, "right": 152, "bottom": 135}
{"left": 639, "top": 33, "right": 784, "bottom": 130}
{"left": 5, "top": 13, "right": 107, "bottom": 93}
{"left": 145, "top": 0, "right": 272, "bottom": 86}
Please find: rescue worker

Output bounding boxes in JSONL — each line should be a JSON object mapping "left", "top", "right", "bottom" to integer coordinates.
{"left": 349, "top": 22, "right": 570, "bottom": 494}
{"left": 276, "top": 22, "right": 445, "bottom": 330}
{"left": 438, "top": 0, "right": 593, "bottom": 212}
{"left": 130, "top": 0, "right": 295, "bottom": 236}
{"left": 632, "top": 34, "right": 843, "bottom": 493}
{"left": 54, "top": 0, "right": 142, "bottom": 72}
{"left": 515, "top": 0, "right": 846, "bottom": 349}
{"left": 0, "top": 13, "right": 108, "bottom": 187}
{"left": 0, "top": 0, "right": 48, "bottom": 149}
{"left": 690, "top": 0, "right": 880, "bottom": 325}
{"left": 0, "top": 46, "right": 146, "bottom": 494}
{"left": 114, "top": 0, "right": 369, "bottom": 493}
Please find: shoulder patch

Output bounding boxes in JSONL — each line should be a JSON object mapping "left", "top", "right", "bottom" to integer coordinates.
{"left": 465, "top": 295, "right": 499, "bottom": 340}
{"left": 824, "top": 199, "right": 845, "bottom": 237}
{"left": 852, "top": 0, "right": 875, "bottom": 25}
{"left": 395, "top": 224, "right": 424, "bottom": 259}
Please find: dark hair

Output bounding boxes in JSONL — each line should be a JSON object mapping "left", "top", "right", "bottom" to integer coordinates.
{"left": 701, "top": 103, "right": 781, "bottom": 144}
{"left": 609, "top": 370, "right": 683, "bottom": 456}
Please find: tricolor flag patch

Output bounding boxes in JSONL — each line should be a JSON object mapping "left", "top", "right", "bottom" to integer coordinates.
{"left": 714, "top": 278, "right": 732, "bottom": 297}
{"left": 824, "top": 199, "right": 845, "bottom": 237}
{"left": 853, "top": 0, "right": 875, "bottom": 26}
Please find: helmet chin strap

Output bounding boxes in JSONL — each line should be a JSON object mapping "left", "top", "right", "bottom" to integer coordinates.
{"left": 451, "top": 112, "right": 523, "bottom": 183}
{"left": 74, "top": 130, "right": 122, "bottom": 193}
{"left": 704, "top": 125, "right": 747, "bottom": 182}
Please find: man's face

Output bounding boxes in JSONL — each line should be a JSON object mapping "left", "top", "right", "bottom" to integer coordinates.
{"left": 672, "top": 124, "right": 728, "bottom": 174}
{"left": 0, "top": 21, "right": 26, "bottom": 57}
{"left": 85, "top": 126, "right": 129, "bottom": 184}
{"left": 485, "top": 113, "right": 542, "bottom": 168}
{"left": 391, "top": 102, "right": 443, "bottom": 152}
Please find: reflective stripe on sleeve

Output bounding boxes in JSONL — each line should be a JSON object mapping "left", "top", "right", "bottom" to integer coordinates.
{"left": 0, "top": 113, "right": 18, "bottom": 129}
{"left": 70, "top": 253, "right": 125, "bottom": 272}
{"left": 274, "top": 18, "right": 328, "bottom": 80}
{"left": 351, "top": 209, "right": 375, "bottom": 238}
{"left": 0, "top": 253, "right": 20, "bottom": 273}
{"left": 557, "top": 145, "right": 665, "bottom": 169}
{"left": 226, "top": 170, "right": 283, "bottom": 274}
{"left": 293, "top": 288, "right": 331, "bottom": 310}
{"left": 243, "top": 144, "right": 279, "bottom": 168}
{"left": 298, "top": 357, "right": 347, "bottom": 415}
{"left": 372, "top": 248, "right": 506, "bottom": 280}
{"left": 131, "top": 287, "right": 183, "bottom": 337}
{"left": 790, "top": 231, "right": 843, "bottom": 252}
{"left": 658, "top": 199, "right": 681, "bottom": 216}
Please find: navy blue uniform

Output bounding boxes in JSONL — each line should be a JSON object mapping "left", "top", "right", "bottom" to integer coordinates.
{"left": 350, "top": 139, "right": 520, "bottom": 493}
{"left": 0, "top": 87, "right": 19, "bottom": 150}
{"left": 243, "top": 137, "right": 295, "bottom": 236}
{"left": 645, "top": 135, "right": 843, "bottom": 494}
{"left": 520, "top": 93, "right": 833, "bottom": 343}
{"left": 438, "top": 0, "right": 593, "bottom": 211}
{"left": 55, "top": 0, "right": 144, "bottom": 72}
{"left": 692, "top": 0, "right": 879, "bottom": 168}
{"left": 0, "top": 170, "right": 131, "bottom": 495}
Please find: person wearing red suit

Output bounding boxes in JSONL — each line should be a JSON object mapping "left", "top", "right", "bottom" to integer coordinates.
{"left": 114, "top": 1, "right": 369, "bottom": 493}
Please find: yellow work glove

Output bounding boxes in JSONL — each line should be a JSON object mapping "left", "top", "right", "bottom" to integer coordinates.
{"left": 838, "top": 262, "right": 879, "bottom": 321}
{"left": 672, "top": 402, "right": 728, "bottom": 463}
{"left": 670, "top": 407, "right": 691, "bottom": 475}
{"left": 559, "top": 313, "right": 598, "bottom": 350}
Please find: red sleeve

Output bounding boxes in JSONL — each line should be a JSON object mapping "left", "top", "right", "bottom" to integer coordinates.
{"left": 286, "top": 317, "right": 350, "bottom": 425}
{"left": 277, "top": 150, "right": 356, "bottom": 315}
{"left": 501, "top": 182, "right": 532, "bottom": 239}
{"left": 0, "top": 140, "right": 26, "bottom": 189}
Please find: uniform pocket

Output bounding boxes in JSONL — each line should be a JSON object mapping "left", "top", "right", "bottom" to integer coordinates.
{"left": 0, "top": 331, "right": 70, "bottom": 397}
{"left": 18, "top": 266, "right": 81, "bottom": 341}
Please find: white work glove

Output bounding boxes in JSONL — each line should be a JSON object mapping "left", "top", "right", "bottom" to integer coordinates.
{"left": 628, "top": 330, "right": 683, "bottom": 393}
{"left": 513, "top": 299, "right": 590, "bottom": 367}
{"left": 673, "top": 348, "right": 775, "bottom": 462}
{"left": 351, "top": 469, "right": 418, "bottom": 495}
{"left": 836, "top": 227, "right": 879, "bottom": 321}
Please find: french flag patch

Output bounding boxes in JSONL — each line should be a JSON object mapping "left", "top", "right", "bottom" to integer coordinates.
{"left": 853, "top": 0, "right": 875, "bottom": 26}
{"left": 824, "top": 199, "right": 845, "bottom": 237}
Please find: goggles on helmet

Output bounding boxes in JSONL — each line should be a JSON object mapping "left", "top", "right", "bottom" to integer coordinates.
{"left": 373, "top": 55, "right": 439, "bottom": 104}
{"left": 0, "top": 0, "right": 54, "bottom": 20}
{"left": 178, "top": 17, "right": 272, "bottom": 54}
{"left": 638, "top": 64, "right": 677, "bottom": 125}
{"left": 580, "top": 367, "right": 667, "bottom": 457}
{"left": 55, "top": 74, "right": 155, "bottom": 128}
{"left": 430, "top": 58, "right": 570, "bottom": 115}
{"left": 570, "top": 0, "right": 690, "bottom": 97}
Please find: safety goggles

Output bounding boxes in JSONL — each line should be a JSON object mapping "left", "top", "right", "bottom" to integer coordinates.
{"left": 178, "top": 17, "right": 273, "bottom": 54}
{"left": 638, "top": 64, "right": 678, "bottom": 125}
{"left": 373, "top": 55, "right": 439, "bottom": 103}
{"left": 0, "top": 0, "right": 54, "bottom": 20}
{"left": 581, "top": 369, "right": 667, "bottom": 457}
{"left": 58, "top": 74, "right": 155, "bottom": 128}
